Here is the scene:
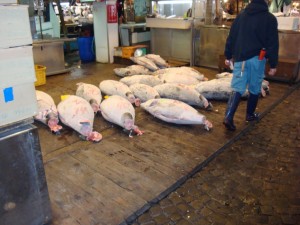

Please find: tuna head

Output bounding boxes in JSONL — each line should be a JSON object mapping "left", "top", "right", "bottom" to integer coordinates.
{"left": 79, "top": 121, "right": 102, "bottom": 142}
{"left": 47, "top": 112, "right": 62, "bottom": 134}
{"left": 122, "top": 112, "right": 143, "bottom": 137}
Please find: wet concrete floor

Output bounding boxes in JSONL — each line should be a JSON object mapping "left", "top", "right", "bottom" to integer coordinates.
{"left": 35, "top": 60, "right": 295, "bottom": 225}
{"left": 131, "top": 84, "right": 300, "bottom": 225}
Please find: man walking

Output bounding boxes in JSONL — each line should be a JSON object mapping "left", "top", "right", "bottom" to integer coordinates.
{"left": 223, "top": 0, "right": 279, "bottom": 131}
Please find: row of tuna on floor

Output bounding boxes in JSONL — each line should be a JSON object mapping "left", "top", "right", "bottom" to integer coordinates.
{"left": 34, "top": 54, "right": 270, "bottom": 142}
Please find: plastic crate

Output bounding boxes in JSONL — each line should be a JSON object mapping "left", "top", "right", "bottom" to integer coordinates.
{"left": 122, "top": 45, "right": 148, "bottom": 59}
{"left": 34, "top": 65, "right": 46, "bottom": 86}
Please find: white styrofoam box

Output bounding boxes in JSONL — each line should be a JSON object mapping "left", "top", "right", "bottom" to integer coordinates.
{"left": 0, "top": 82, "right": 37, "bottom": 127}
{"left": 0, "top": 5, "right": 32, "bottom": 48}
{"left": 0, "top": 46, "right": 36, "bottom": 87}
{"left": 277, "top": 17, "right": 299, "bottom": 30}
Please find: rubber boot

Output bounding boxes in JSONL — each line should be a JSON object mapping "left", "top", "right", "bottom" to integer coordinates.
{"left": 246, "top": 93, "right": 260, "bottom": 121}
{"left": 223, "top": 92, "right": 241, "bottom": 131}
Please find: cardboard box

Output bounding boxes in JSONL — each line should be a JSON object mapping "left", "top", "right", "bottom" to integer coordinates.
{"left": 0, "top": 82, "right": 38, "bottom": 127}
{"left": 0, "top": 5, "right": 32, "bottom": 48}
{"left": 277, "top": 17, "right": 299, "bottom": 30}
{"left": 0, "top": 46, "right": 36, "bottom": 87}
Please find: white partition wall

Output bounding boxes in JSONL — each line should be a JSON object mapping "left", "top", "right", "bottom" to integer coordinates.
{"left": 93, "top": 0, "right": 119, "bottom": 63}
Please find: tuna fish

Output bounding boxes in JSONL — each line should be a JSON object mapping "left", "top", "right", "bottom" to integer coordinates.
{"left": 215, "top": 72, "right": 233, "bottom": 79}
{"left": 120, "top": 75, "right": 163, "bottom": 87}
{"left": 215, "top": 72, "right": 270, "bottom": 97}
{"left": 76, "top": 82, "right": 102, "bottom": 113}
{"left": 113, "top": 65, "right": 151, "bottom": 77}
{"left": 34, "top": 90, "right": 62, "bottom": 134}
{"left": 57, "top": 95, "right": 102, "bottom": 142}
{"left": 130, "top": 56, "right": 159, "bottom": 71}
{"left": 194, "top": 79, "right": 232, "bottom": 101}
{"left": 141, "top": 98, "right": 213, "bottom": 130}
{"left": 130, "top": 83, "right": 160, "bottom": 103}
{"left": 99, "top": 80, "right": 140, "bottom": 106}
{"left": 157, "top": 73, "right": 202, "bottom": 85}
{"left": 154, "top": 83, "right": 212, "bottom": 110}
{"left": 100, "top": 95, "right": 143, "bottom": 137}
{"left": 153, "top": 66, "right": 206, "bottom": 81}
{"left": 145, "top": 54, "right": 170, "bottom": 68}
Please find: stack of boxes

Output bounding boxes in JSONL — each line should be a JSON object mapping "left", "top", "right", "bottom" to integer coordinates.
{"left": 0, "top": 4, "right": 38, "bottom": 127}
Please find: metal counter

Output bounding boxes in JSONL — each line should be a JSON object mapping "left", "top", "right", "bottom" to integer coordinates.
{"left": 194, "top": 25, "right": 300, "bottom": 69}
{"left": 194, "top": 25, "right": 229, "bottom": 68}
{"left": 277, "top": 30, "right": 300, "bottom": 60}
{"left": 0, "top": 122, "right": 52, "bottom": 225}
{"left": 147, "top": 18, "right": 193, "bottom": 63}
{"left": 33, "top": 38, "right": 76, "bottom": 76}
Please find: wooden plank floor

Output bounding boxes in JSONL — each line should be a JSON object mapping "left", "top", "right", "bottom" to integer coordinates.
{"left": 35, "top": 63, "right": 292, "bottom": 225}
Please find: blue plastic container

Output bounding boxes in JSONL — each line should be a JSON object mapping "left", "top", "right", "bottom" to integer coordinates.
{"left": 77, "top": 37, "right": 95, "bottom": 62}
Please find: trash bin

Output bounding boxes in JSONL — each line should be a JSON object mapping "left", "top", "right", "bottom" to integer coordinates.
{"left": 77, "top": 37, "right": 95, "bottom": 62}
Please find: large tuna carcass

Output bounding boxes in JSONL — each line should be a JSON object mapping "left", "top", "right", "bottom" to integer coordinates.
{"left": 130, "top": 83, "right": 160, "bottom": 103}
{"left": 215, "top": 72, "right": 233, "bottom": 79}
{"left": 145, "top": 54, "right": 170, "bottom": 68}
{"left": 120, "top": 75, "right": 163, "bottom": 87}
{"left": 76, "top": 82, "right": 102, "bottom": 113}
{"left": 34, "top": 90, "right": 62, "bottom": 134}
{"left": 215, "top": 72, "right": 270, "bottom": 97}
{"left": 153, "top": 66, "right": 206, "bottom": 81}
{"left": 99, "top": 80, "right": 140, "bottom": 106}
{"left": 100, "top": 95, "right": 143, "bottom": 137}
{"left": 57, "top": 95, "right": 102, "bottom": 142}
{"left": 130, "top": 56, "right": 159, "bottom": 71}
{"left": 194, "top": 79, "right": 233, "bottom": 101}
{"left": 141, "top": 98, "right": 213, "bottom": 130}
{"left": 154, "top": 83, "right": 212, "bottom": 110}
{"left": 157, "top": 73, "right": 202, "bottom": 85}
{"left": 113, "top": 65, "right": 151, "bottom": 77}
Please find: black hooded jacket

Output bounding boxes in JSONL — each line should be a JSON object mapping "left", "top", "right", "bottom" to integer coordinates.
{"left": 224, "top": 0, "right": 279, "bottom": 68}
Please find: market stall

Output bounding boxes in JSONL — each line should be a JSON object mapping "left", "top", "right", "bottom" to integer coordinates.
{"left": 193, "top": 0, "right": 300, "bottom": 82}
{"left": 146, "top": 0, "right": 200, "bottom": 64}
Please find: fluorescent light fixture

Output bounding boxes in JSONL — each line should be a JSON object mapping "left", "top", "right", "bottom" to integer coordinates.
{"left": 156, "top": 0, "right": 192, "bottom": 5}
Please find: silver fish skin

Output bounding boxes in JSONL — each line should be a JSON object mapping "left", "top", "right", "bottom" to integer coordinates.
{"left": 130, "top": 56, "right": 159, "bottom": 71}
{"left": 120, "top": 75, "right": 163, "bottom": 87}
{"left": 130, "top": 83, "right": 160, "bottom": 103}
{"left": 141, "top": 98, "right": 212, "bottom": 130}
{"left": 145, "top": 54, "right": 170, "bottom": 68}
{"left": 154, "top": 83, "right": 211, "bottom": 109}
{"left": 76, "top": 82, "right": 102, "bottom": 113}
{"left": 57, "top": 95, "right": 102, "bottom": 142}
{"left": 113, "top": 65, "right": 151, "bottom": 77}
{"left": 194, "top": 79, "right": 233, "bottom": 101}
{"left": 153, "top": 66, "right": 205, "bottom": 81}
{"left": 99, "top": 80, "right": 137, "bottom": 105}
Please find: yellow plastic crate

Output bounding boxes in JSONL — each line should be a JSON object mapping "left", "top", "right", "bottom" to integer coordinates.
{"left": 34, "top": 65, "right": 46, "bottom": 86}
{"left": 122, "top": 45, "right": 148, "bottom": 59}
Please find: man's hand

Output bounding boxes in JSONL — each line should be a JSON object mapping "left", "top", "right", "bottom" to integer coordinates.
{"left": 225, "top": 59, "right": 233, "bottom": 70}
{"left": 268, "top": 68, "right": 277, "bottom": 76}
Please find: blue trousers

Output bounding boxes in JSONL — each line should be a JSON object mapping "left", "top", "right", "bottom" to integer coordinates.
{"left": 231, "top": 56, "right": 266, "bottom": 95}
